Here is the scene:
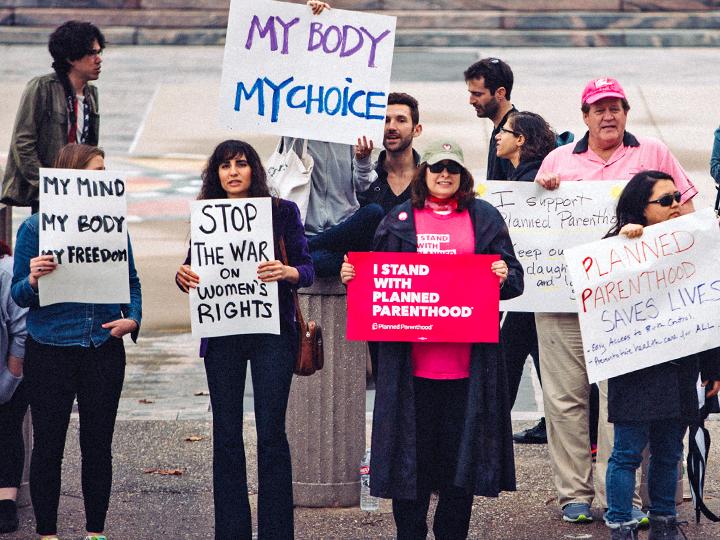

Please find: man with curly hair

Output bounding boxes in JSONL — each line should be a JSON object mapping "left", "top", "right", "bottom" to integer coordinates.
{"left": 2, "top": 20, "right": 105, "bottom": 212}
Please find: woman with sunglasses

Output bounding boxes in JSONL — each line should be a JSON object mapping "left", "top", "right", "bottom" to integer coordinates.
{"left": 341, "top": 140, "right": 523, "bottom": 539}
{"left": 603, "top": 170, "right": 720, "bottom": 540}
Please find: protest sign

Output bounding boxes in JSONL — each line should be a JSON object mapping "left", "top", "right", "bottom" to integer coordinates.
{"left": 38, "top": 168, "right": 129, "bottom": 306}
{"left": 219, "top": 0, "right": 396, "bottom": 145}
{"left": 346, "top": 252, "right": 500, "bottom": 343}
{"left": 565, "top": 208, "right": 720, "bottom": 383}
{"left": 189, "top": 198, "right": 279, "bottom": 338}
{"left": 476, "top": 180, "right": 625, "bottom": 312}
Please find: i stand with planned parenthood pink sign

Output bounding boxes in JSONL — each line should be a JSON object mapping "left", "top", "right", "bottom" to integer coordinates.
{"left": 346, "top": 252, "right": 500, "bottom": 343}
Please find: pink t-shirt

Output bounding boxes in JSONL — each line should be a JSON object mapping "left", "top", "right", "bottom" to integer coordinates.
{"left": 537, "top": 133, "right": 697, "bottom": 202}
{"left": 411, "top": 208, "right": 475, "bottom": 379}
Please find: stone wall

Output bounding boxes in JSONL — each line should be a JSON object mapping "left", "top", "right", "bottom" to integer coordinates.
{"left": 1, "top": 0, "right": 719, "bottom": 46}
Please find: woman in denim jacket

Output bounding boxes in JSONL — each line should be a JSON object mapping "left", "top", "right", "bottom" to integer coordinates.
{"left": 176, "top": 139, "right": 313, "bottom": 540}
{"left": 11, "top": 144, "right": 141, "bottom": 540}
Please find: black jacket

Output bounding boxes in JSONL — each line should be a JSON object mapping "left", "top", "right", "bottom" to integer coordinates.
{"left": 608, "top": 347, "right": 720, "bottom": 424}
{"left": 357, "top": 149, "right": 420, "bottom": 214}
{"left": 507, "top": 159, "right": 543, "bottom": 182}
{"left": 369, "top": 199, "right": 523, "bottom": 498}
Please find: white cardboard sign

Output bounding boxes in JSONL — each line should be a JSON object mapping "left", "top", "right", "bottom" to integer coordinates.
{"left": 219, "top": 0, "right": 396, "bottom": 145}
{"left": 565, "top": 208, "right": 720, "bottom": 383}
{"left": 38, "top": 168, "right": 130, "bottom": 306}
{"left": 189, "top": 198, "right": 280, "bottom": 338}
{"left": 476, "top": 180, "right": 625, "bottom": 312}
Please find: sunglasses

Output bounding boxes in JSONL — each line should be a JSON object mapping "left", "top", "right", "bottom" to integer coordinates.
{"left": 647, "top": 191, "right": 681, "bottom": 207}
{"left": 428, "top": 161, "right": 462, "bottom": 174}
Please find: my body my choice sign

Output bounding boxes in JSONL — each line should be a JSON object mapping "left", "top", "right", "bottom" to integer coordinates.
{"left": 565, "top": 208, "right": 720, "bottom": 383}
{"left": 346, "top": 252, "right": 500, "bottom": 343}
{"left": 219, "top": 0, "right": 396, "bottom": 145}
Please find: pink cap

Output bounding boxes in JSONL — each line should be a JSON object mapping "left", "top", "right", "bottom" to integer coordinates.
{"left": 581, "top": 78, "right": 626, "bottom": 105}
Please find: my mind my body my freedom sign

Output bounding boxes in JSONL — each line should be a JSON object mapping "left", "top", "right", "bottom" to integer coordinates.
{"left": 39, "top": 168, "right": 129, "bottom": 306}
{"left": 219, "top": 0, "right": 396, "bottom": 145}
{"left": 189, "top": 198, "right": 279, "bottom": 338}
{"left": 565, "top": 208, "right": 720, "bottom": 383}
{"left": 476, "top": 180, "right": 624, "bottom": 312}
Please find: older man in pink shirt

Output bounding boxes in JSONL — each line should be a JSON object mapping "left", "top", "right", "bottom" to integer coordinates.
{"left": 534, "top": 77, "right": 696, "bottom": 525}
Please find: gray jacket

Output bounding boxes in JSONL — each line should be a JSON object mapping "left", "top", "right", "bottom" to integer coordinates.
{"left": 283, "top": 139, "right": 373, "bottom": 236}
{"left": 0, "top": 256, "right": 28, "bottom": 404}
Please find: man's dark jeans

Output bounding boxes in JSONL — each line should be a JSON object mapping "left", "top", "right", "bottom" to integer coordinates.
{"left": 204, "top": 333, "right": 295, "bottom": 540}
{"left": 307, "top": 203, "right": 384, "bottom": 277}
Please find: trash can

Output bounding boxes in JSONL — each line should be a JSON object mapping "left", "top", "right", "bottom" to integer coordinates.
{"left": 286, "top": 277, "right": 367, "bottom": 507}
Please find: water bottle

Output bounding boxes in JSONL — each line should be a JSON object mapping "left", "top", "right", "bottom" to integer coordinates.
{"left": 360, "top": 448, "right": 379, "bottom": 511}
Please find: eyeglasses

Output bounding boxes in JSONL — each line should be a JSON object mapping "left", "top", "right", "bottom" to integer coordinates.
{"left": 85, "top": 48, "right": 103, "bottom": 57}
{"left": 500, "top": 127, "right": 519, "bottom": 137}
{"left": 428, "top": 161, "right": 462, "bottom": 174}
{"left": 647, "top": 191, "right": 681, "bottom": 207}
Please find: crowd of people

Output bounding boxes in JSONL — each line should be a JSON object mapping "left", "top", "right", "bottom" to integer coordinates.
{"left": 1, "top": 3, "right": 720, "bottom": 540}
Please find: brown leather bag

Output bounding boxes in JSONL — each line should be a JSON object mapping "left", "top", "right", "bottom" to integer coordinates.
{"left": 278, "top": 234, "right": 324, "bottom": 376}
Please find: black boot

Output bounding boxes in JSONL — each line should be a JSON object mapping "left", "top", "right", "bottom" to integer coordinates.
{"left": 610, "top": 522, "right": 639, "bottom": 540}
{"left": 0, "top": 499, "right": 18, "bottom": 534}
{"left": 648, "top": 514, "right": 688, "bottom": 540}
{"left": 513, "top": 417, "right": 547, "bottom": 444}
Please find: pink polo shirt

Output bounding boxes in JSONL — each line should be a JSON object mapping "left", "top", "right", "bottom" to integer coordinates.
{"left": 537, "top": 132, "right": 697, "bottom": 202}
{"left": 411, "top": 208, "right": 475, "bottom": 379}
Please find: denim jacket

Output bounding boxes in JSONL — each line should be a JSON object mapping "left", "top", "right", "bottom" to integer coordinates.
{"left": 11, "top": 213, "right": 142, "bottom": 347}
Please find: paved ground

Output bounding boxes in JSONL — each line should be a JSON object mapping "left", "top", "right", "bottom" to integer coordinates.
{"left": 2, "top": 44, "right": 720, "bottom": 538}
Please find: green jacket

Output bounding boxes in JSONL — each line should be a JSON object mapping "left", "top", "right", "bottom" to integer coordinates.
{"left": 1, "top": 72, "right": 99, "bottom": 207}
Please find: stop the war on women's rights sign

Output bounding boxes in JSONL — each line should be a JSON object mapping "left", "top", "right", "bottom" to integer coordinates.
{"left": 476, "top": 180, "right": 625, "bottom": 313}
{"left": 189, "top": 198, "right": 279, "bottom": 339}
{"left": 565, "top": 208, "right": 720, "bottom": 383}
{"left": 39, "top": 168, "right": 129, "bottom": 306}
{"left": 346, "top": 252, "right": 500, "bottom": 343}
{"left": 219, "top": 0, "right": 396, "bottom": 145}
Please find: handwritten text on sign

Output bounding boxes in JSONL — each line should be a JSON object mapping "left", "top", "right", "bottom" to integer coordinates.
{"left": 219, "top": 0, "right": 396, "bottom": 145}
{"left": 476, "top": 181, "right": 625, "bottom": 312}
{"left": 565, "top": 208, "right": 720, "bottom": 383}
{"left": 189, "top": 198, "right": 279, "bottom": 338}
{"left": 346, "top": 252, "right": 500, "bottom": 342}
{"left": 38, "top": 168, "right": 129, "bottom": 306}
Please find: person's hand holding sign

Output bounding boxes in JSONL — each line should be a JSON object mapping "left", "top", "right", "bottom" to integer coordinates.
{"left": 340, "top": 254, "right": 355, "bottom": 285}
{"left": 491, "top": 259, "right": 509, "bottom": 286}
{"left": 176, "top": 264, "right": 200, "bottom": 293}
{"left": 535, "top": 171, "right": 560, "bottom": 190}
{"left": 257, "top": 260, "right": 300, "bottom": 284}
{"left": 307, "top": 0, "right": 330, "bottom": 15}
{"left": 619, "top": 223, "right": 644, "bottom": 238}
{"left": 28, "top": 254, "right": 58, "bottom": 290}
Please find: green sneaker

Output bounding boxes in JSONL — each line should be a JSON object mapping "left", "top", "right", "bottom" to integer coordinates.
{"left": 84, "top": 536, "right": 107, "bottom": 540}
{"left": 631, "top": 507, "right": 649, "bottom": 528}
{"left": 562, "top": 502, "right": 593, "bottom": 523}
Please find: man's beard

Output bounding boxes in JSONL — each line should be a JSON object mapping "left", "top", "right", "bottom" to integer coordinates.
{"left": 475, "top": 96, "right": 499, "bottom": 119}
{"left": 384, "top": 133, "right": 413, "bottom": 154}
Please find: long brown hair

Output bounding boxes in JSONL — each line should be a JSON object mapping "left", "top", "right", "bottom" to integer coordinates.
{"left": 411, "top": 162, "right": 476, "bottom": 211}
{"left": 53, "top": 143, "right": 104, "bottom": 169}
{"left": 198, "top": 139, "right": 271, "bottom": 200}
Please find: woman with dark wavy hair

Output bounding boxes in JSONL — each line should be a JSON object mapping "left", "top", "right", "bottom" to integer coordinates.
{"left": 341, "top": 139, "right": 523, "bottom": 539}
{"left": 602, "top": 170, "right": 720, "bottom": 540}
{"left": 176, "top": 139, "right": 313, "bottom": 539}
{"left": 495, "top": 110, "right": 556, "bottom": 181}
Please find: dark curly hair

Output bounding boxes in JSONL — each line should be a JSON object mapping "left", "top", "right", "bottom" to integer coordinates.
{"left": 49, "top": 21, "right": 105, "bottom": 75}
{"left": 198, "top": 140, "right": 271, "bottom": 200}
{"left": 411, "top": 162, "right": 476, "bottom": 211}
{"left": 509, "top": 111, "right": 557, "bottom": 163}
{"left": 605, "top": 170, "right": 675, "bottom": 238}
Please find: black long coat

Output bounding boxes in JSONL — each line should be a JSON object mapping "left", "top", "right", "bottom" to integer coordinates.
{"left": 369, "top": 199, "right": 524, "bottom": 499}
{"left": 608, "top": 347, "right": 720, "bottom": 424}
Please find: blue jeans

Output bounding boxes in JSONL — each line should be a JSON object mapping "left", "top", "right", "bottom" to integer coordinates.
{"left": 307, "top": 203, "right": 384, "bottom": 277}
{"left": 204, "top": 333, "right": 295, "bottom": 540}
{"left": 605, "top": 420, "right": 686, "bottom": 524}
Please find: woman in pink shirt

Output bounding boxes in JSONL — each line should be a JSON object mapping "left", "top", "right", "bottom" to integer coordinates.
{"left": 342, "top": 140, "right": 523, "bottom": 539}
